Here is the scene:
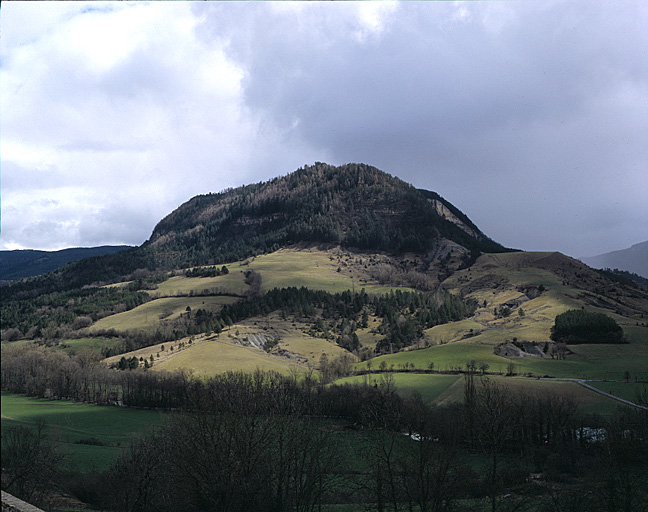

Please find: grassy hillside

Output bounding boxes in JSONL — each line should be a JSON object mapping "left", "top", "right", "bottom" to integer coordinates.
{"left": 98, "top": 249, "right": 648, "bottom": 391}
{"left": 352, "top": 251, "right": 648, "bottom": 385}
{"left": 5, "top": 248, "right": 647, "bottom": 413}
{"left": 90, "top": 295, "right": 238, "bottom": 332}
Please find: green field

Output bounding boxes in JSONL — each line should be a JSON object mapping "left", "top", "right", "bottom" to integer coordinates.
{"left": 1, "top": 392, "right": 164, "bottom": 471}
{"left": 336, "top": 373, "right": 461, "bottom": 403}
{"left": 58, "top": 337, "right": 122, "bottom": 354}
{"left": 355, "top": 338, "right": 648, "bottom": 382}
{"left": 588, "top": 381, "right": 648, "bottom": 403}
{"left": 334, "top": 372, "right": 628, "bottom": 416}
{"left": 440, "top": 375, "right": 626, "bottom": 416}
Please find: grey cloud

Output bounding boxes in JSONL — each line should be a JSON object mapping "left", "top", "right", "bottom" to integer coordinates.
{"left": 0, "top": 161, "right": 63, "bottom": 191}
{"left": 196, "top": 1, "right": 647, "bottom": 256}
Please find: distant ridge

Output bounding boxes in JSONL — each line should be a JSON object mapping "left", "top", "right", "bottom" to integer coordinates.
{"left": 579, "top": 241, "right": 648, "bottom": 279}
{"left": 0, "top": 245, "right": 132, "bottom": 281}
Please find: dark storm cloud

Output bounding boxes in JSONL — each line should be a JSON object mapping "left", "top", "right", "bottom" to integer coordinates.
{"left": 197, "top": 1, "right": 647, "bottom": 256}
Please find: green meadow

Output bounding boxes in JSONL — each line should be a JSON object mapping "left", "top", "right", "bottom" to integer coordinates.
{"left": 355, "top": 338, "right": 648, "bottom": 381}
{"left": 336, "top": 373, "right": 627, "bottom": 416}
{"left": 588, "top": 381, "right": 648, "bottom": 403}
{"left": 59, "top": 337, "right": 122, "bottom": 354}
{"left": 1, "top": 392, "right": 163, "bottom": 471}
{"left": 336, "top": 373, "right": 461, "bottom": 403}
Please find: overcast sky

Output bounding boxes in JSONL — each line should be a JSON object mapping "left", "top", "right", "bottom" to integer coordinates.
{"left": 1, "top": 1, "right": 647, "bottom": 258}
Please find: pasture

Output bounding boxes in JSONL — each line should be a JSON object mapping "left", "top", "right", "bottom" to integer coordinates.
{"left": 336, "top": 373, "right": 461, "bottom": 403}
{"left": 217, "top": 248, "right": 415, "bottom": 295}
{"left": 152, "top": 336, "right": 300, "bottom": 376}
{"left": 90, "top": 295, "right": 238, "bottom": 331}
{"left": 335, "top": 373, "right": 627, "bottom": 416}
{"left": 105, "top": 314, "right": 351, "bottom": 376}
{"left": 588, "top": 381, "right": 648, "bottom": 403}
{"left": 1, "top": 392, "right": 163, "bottom": 471}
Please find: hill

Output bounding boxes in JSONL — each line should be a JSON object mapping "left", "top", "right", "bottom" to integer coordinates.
{"left": 3, "top": 164, "right": 648, "bottom": 511}
{"left": 2, "top": 162, "right": 647, "bottom": 387}
{"left": 580, "top": 241, "right": 648, "bottom": 278}
{"left": 0, "top": 163, "right": 510, "bottom": 299}
{"left": 0, "top": 246, "right": 132, "bottom": 282}
{"left": 147, "top": 162, "right": 508, "bottom": 267}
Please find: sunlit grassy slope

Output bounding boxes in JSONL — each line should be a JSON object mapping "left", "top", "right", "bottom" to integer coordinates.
{"left": 104, "top": 314, "right": 350, "bottom": 377}
{"left": 99, "top": 249, "right": 648, "bottom": 410}
{"left": 90, "top": 296, "right": 238, "bottom": 331}
{"left": 354, "top": 251, "right": 648, "bottom": 383}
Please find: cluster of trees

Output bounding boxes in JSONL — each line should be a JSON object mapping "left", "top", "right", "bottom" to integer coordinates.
{"left": 551, "top": 309, "right": 626, "bottom": 344}
{"left": 1, "top": 344, "right": 191, "bottom": 408}
{"left": 1, "top": 421, "right": 67, "bottom": 509}
{"left": 374, "top": 290, "right": 471, "bottom": 352}
{"left": 184, "top": 265, "right": 229, "bottom": 278}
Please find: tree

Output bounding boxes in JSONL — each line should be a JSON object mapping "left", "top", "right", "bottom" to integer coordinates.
{"left": 1, "top": 421, "right": 66, "bottom": 508}
{"left": 465, "top": 378, "right": 520, "bottom": 512}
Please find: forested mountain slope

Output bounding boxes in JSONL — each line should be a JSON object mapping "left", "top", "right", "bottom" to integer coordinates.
{"left": 2, "top": 163, "right": 509, "bottom": 299}
{"left": 147, "top": 162, "right": 507, "bottom": 265}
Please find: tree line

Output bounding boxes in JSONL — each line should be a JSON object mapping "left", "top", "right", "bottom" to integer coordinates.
{"left": 1, "top": 286, "right": 150, "bottom": 339}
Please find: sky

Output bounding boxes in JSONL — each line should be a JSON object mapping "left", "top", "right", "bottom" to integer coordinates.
{"left": 1, "top": 1, "right": 647, "bottom": 258}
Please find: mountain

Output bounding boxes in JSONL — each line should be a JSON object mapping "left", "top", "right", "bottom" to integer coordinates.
{"left": 147, "top": 162, "right": 509, "bottom": 265}
{"left": 0, "top": 246, "right": 132, "bottom": 282}
{"left": 1, "top": 163, "right": 511, "bottom": 297}
{"left": 580, "top": 241, "right": 648, "bottom": 279}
